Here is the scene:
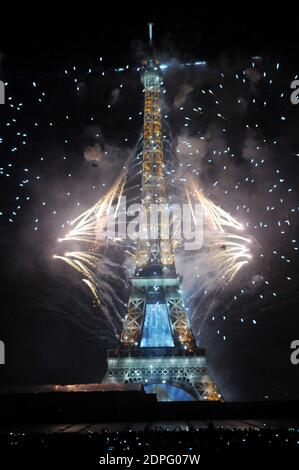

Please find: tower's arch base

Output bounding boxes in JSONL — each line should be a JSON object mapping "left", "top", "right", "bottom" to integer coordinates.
{"left": 102, "top": 349, "right": 222, "bottom": 401}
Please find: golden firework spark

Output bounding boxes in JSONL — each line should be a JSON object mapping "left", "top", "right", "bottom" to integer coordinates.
{"left": 185, "top": 180, "right": 252, "bottom": 286}
{"left": 60, "top": 172, "right": 127, "bottom": 244}
{"left": 54, "top": 171, "right": 128, "bottom": 310}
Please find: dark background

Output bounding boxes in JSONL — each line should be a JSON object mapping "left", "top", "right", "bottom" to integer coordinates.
{"left": 1, "top": 6, "right": 299, "bottom": 70}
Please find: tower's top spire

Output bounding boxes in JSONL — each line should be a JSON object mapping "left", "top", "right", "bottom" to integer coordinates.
{"left": 148, "top": 22, "right": 153, "bottom": 47}
{"left": 141, "top": 23, "right": 161, "bottom": 85}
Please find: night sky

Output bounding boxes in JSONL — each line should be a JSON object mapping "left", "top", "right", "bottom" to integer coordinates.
{"left": 0, "top": 8, "right": 299, "bottom": 400}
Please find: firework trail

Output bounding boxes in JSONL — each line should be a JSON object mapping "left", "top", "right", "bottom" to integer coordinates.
{"left": 53, "top": 168, "right": 132, "bottom": 335}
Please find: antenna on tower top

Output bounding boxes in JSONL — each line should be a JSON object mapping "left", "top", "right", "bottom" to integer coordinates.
{"left": 148, "top": 22, "right": 153, "bottom": 47}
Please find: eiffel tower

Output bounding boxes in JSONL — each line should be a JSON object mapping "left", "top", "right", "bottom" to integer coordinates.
{"left": 102, "top": 24, "right": 221, "bottom": 401}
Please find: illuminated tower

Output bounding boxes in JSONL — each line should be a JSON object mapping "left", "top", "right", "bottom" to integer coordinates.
{"left": 102, "top": 25, "right": 221, "bottom": 401}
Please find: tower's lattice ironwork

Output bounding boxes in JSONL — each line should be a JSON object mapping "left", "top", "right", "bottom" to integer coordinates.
{"left": 102, "top": 26, "right": 221, "bottom": 401}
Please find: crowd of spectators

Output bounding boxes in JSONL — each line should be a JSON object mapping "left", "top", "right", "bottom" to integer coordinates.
{"left": 1, "top": 424, "right": 299, "bottom": 450}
